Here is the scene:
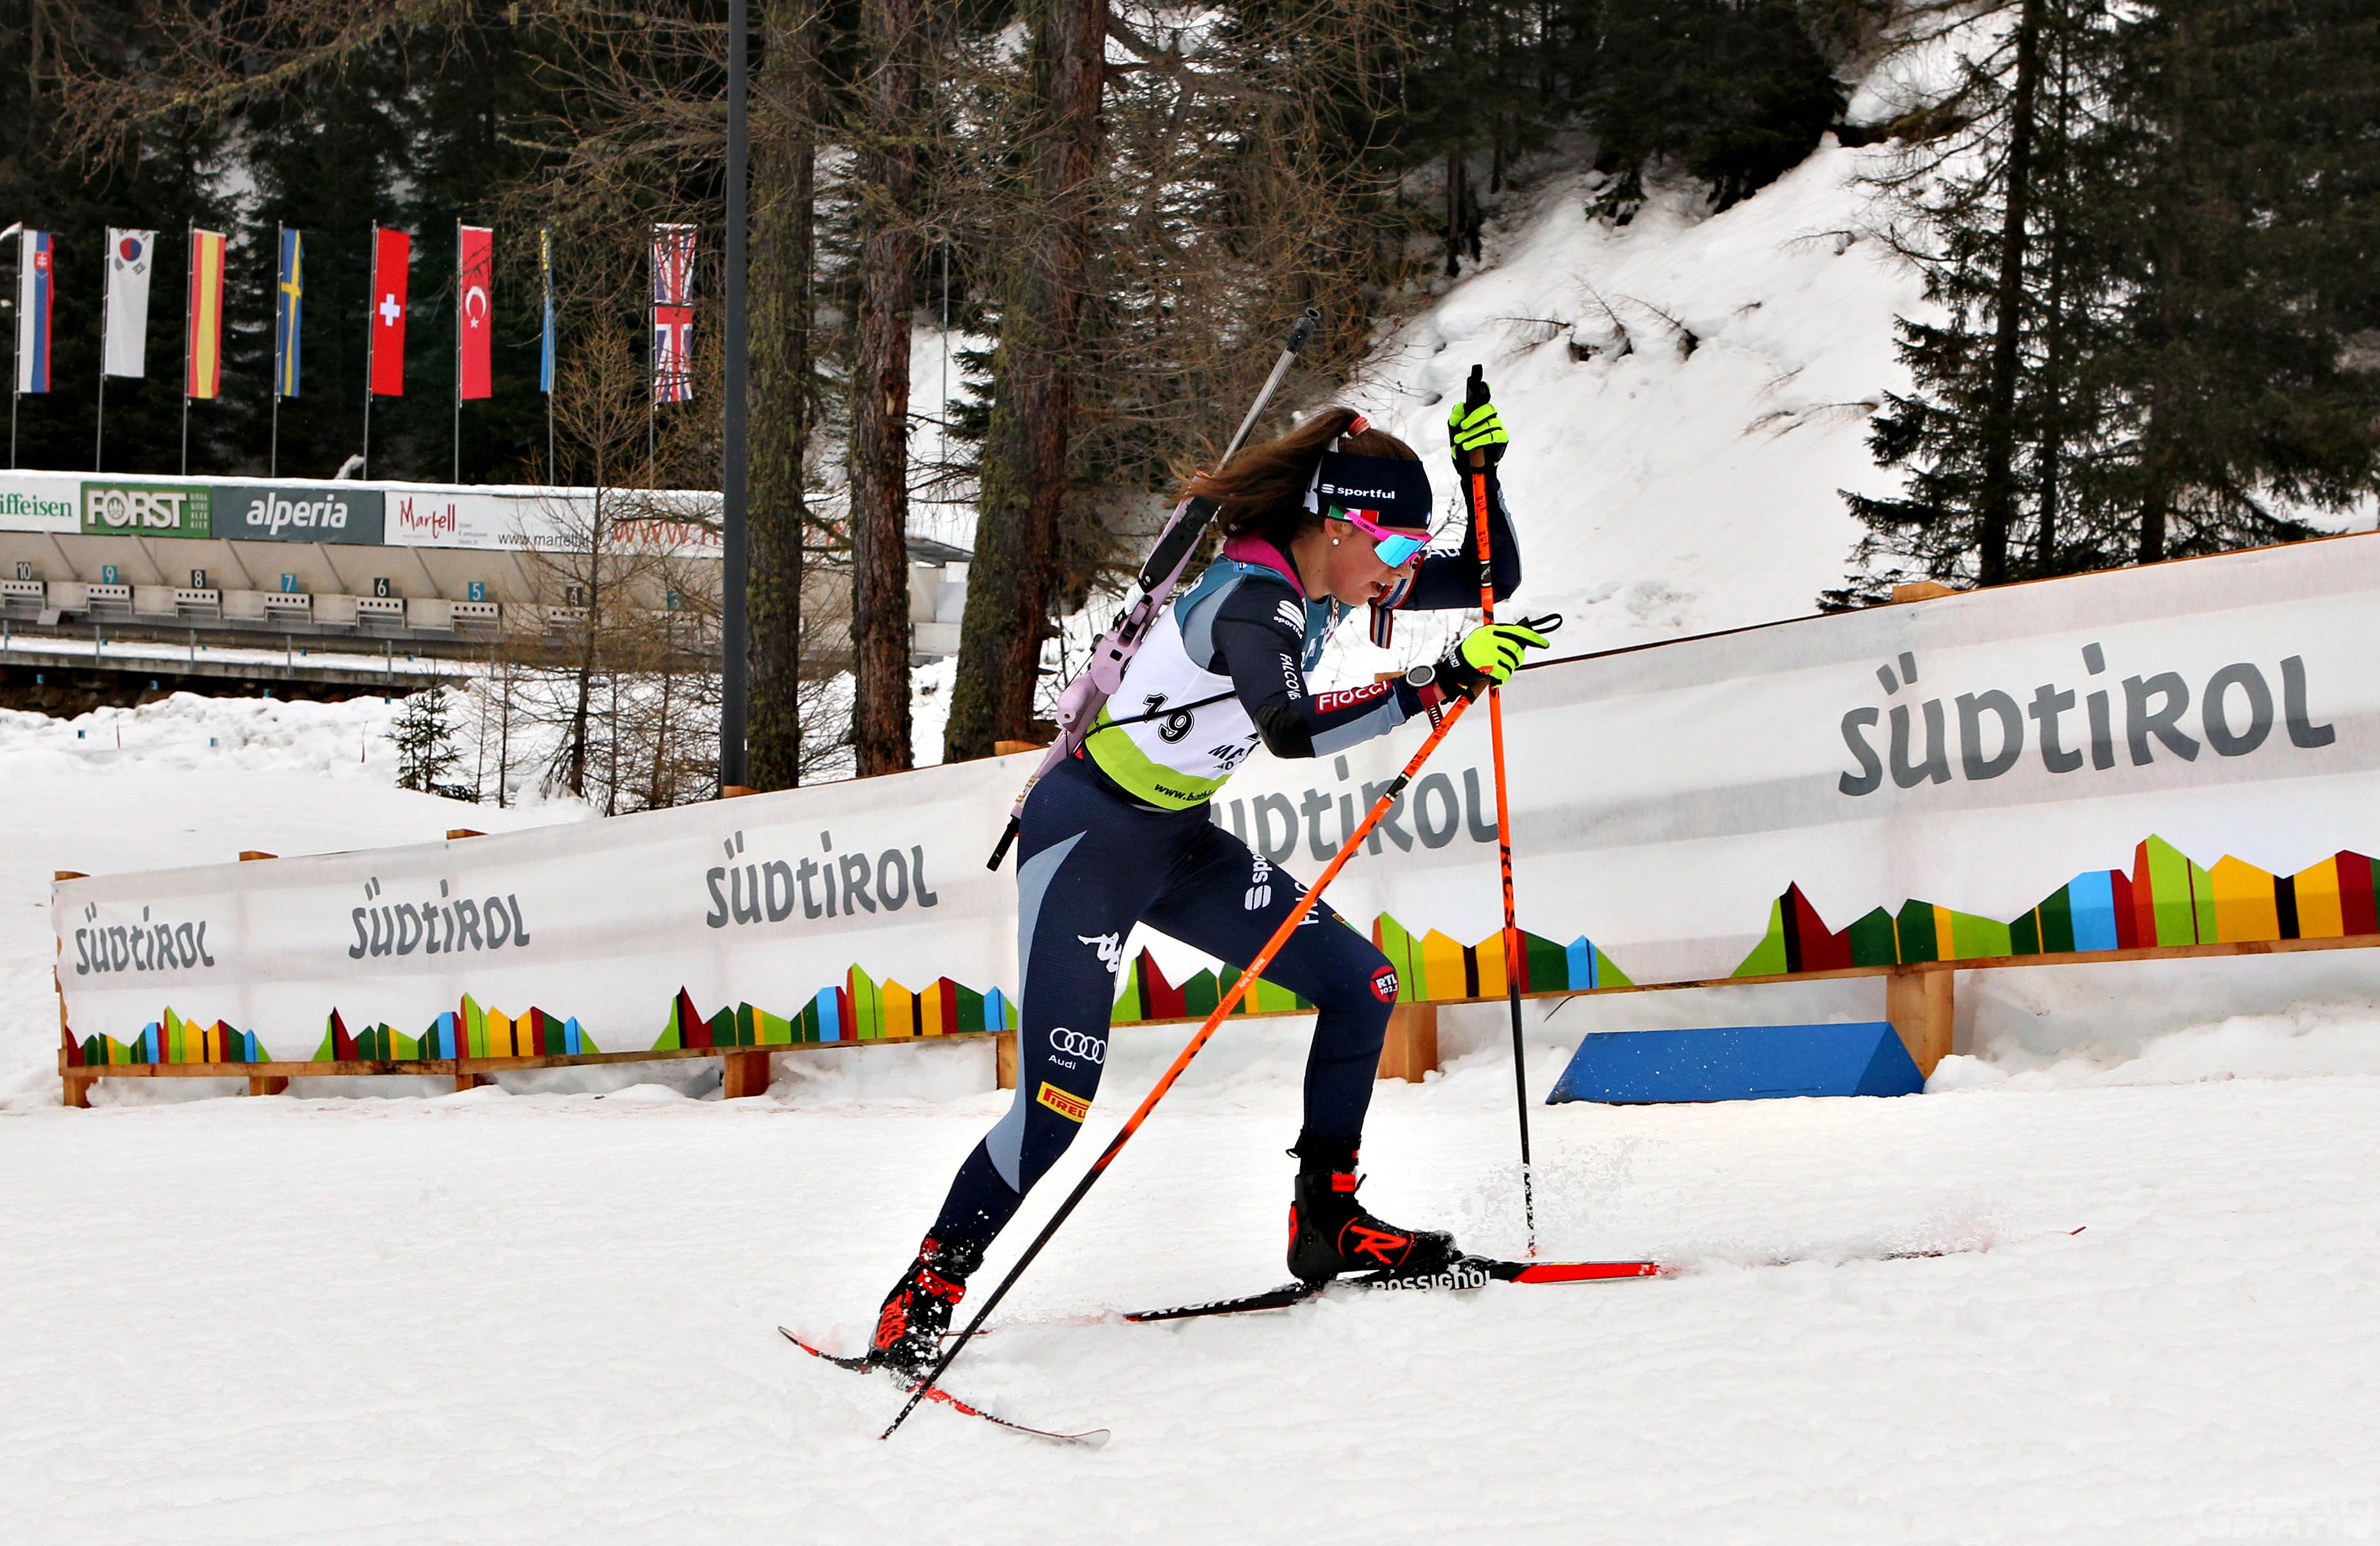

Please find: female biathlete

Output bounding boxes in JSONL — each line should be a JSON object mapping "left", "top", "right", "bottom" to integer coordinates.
{"left": 869, "top": 392, "right": 1552, "bottom": 1375}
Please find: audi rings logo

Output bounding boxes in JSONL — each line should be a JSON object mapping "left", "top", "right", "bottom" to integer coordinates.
{"left": 1049, "top": 1026, "right": 1106, "bottom": 1064}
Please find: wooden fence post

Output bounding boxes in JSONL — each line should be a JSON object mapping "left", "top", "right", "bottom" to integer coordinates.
{"left": 1377, "top": 1001, "right": 1440, "bottom": 1083}
{"left": 1885, "top": 967, "right": 1955, "bottom": 1077}
{"left": 51, "top": 881, "right": 86, "bottom": 1108}
{"left": 994, "top": 1031, "right": 1018, "bottom": 1090}
{"left": 247, "top": 1076, "right": 290, "bottom": 1097}
{"left": 722, "top": 1049, "right": 772, "bottom": 1099}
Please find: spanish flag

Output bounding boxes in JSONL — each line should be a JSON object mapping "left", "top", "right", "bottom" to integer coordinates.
{"left": 186, "top": 227, "right": 226, "bottom": 400}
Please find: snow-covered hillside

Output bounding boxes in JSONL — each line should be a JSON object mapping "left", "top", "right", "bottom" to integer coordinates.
{"left": 1342, "top": 138, "right": 1921, "bottom": 670}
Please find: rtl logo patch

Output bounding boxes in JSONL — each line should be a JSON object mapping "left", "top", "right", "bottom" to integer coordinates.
{"left": 1370, "top": 966, "right": 1400, "bottom": 1003}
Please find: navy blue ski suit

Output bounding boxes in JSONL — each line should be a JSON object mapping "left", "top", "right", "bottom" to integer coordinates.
{"left": 926, "top": 476, "right": 1520, "bottom": 1254}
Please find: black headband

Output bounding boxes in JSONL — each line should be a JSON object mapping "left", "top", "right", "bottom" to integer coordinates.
{"left": 1304, "top": 449, "right": 1434, "bottom": 532}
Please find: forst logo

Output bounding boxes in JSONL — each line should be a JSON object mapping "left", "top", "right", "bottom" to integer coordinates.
{"left": 83, "top": 483, "right": 210, "bottom": 538}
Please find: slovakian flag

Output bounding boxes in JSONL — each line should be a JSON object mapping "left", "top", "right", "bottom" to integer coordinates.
{"left": 457, "top": 224, "right": 493, "bottom": 401}
{"left": 369, "top": 225, "right": 411, "bottom": 397}
{"left": 274, "top": 227, "right": 303, "bottom": 398}
{"left": 651, "top": 222, "right": 695, "bottom": 404}
{"left": 103, "top": 228, "right": 157, "bottom": 378}
{"left": 186, "top": 228, "right": 226, "bottom": 400}
{"left": 15, "top": 229, "right": 52, "bottom": 394}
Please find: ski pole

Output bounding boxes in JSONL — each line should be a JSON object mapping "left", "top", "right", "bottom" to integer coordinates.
{"left": 884, "top": 690, "right": 1480, "bottom": 1440}
{"left": 1461, "top": 363, "right": 1537, "bottom": 1259}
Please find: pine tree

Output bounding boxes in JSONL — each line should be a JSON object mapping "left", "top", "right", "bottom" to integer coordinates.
{"left": 1837, "top": 0, "right": 2125, "bottom": 600}
{"left": 3, "top": 0, "right": 238, "bottom": 475}
{"left": 393, "top": 683, "right": 461, "bottom": 793}
{"left": 1583, "top": 0, "right": 1848, "bottom": 219}
{"left": 1841, "top": 0, "right": 2379, "bottom": 603}
{"left": 2091, "top": 0, "right": 2380, "bottom": 563}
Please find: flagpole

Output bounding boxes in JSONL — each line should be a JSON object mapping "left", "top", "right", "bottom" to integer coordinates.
{"left": 363, "top": 223, "right": 376, "bottom": 480}
{"left": 719, "top": 0, "right": 750, "bottom": 792}
{"left": 95, "top": 234, "right": 108, "bottom": 474}
{"left": 8, "top": 224, "right": 20, "bottom": 471}
{"left": 181, "top": 222, "right": 193, "bottom": 476}
{"left": 451, "top": 219, "right": 459, "bottom": 484}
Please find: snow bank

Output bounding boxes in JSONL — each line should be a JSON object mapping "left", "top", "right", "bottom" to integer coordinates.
{"left": 1933, "top": 999, "right": 2380, "bottom": 1092}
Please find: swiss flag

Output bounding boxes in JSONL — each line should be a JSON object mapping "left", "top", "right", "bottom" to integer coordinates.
{"left": 457, "top": 225, "right": 494, "bottom": 401}
{"left": 370, "top": 227, "right": 411, "bottom": 397}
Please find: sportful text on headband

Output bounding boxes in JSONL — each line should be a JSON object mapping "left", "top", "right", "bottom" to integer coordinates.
{"left": 1303, "top": 421, "right": 1437, "bottom": 566}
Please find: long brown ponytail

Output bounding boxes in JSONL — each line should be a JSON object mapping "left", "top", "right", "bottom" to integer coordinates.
{"left": 1182, "top": 408, "right": 1422, "bottom": 552}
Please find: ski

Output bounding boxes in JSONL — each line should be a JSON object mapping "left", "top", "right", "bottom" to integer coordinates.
{"left": 1123, "top": 1255, "right": 1664, "bottom": 1323}
{"left": 777, "top": 1327, "right": 1111, "bottom": 1449}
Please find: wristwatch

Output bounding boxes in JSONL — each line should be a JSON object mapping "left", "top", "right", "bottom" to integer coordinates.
{"left": 1402, "top": 662, "right": 1436, "bottom": 689}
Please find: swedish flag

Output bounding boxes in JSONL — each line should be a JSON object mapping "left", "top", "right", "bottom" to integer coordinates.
{"left": 274, "top": 227, "right": 303, "bottom": 398}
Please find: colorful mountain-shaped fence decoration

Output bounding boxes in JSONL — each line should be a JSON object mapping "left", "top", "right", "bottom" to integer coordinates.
{"left": 651, "top": 971, "right": 1019, "bottom": 1051}
{"left": 60, "top": 1008, "right": 266, "bottom": 1068}
{"left": 312, "top": 1002, "right": 596, "bottom": 1061}
{"left": 1372, "top": 913, "right": 1632, "bottom": 1003}
{"left": 1734, "top": 836, "right": 2380, "bottom": 976}
{"left": 1111, "top": 947, "right": 1312, "bottom": 1024}
{"left": 1106, "top": 915, "right": 1633, "bottom": 1024}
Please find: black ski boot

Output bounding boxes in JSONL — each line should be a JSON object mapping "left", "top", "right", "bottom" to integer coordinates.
{"left": 1285, "top": 1132, "right": 1459, "bottom": 1284}
{"left": 869, "top": 1236, "right": 983, "bottom": 1378}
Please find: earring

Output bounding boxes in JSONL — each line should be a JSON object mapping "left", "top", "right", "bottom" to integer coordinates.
{"left": 1331, "top": 538, "right": 1340, "bottom": 546}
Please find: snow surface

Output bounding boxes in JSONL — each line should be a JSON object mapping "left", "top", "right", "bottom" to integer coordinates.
{"left": 6, "top": 696, "right": 2380, "bottom": 1542}
{"left": 5, "top": 1026, "right": 2380, "bottom": 1542}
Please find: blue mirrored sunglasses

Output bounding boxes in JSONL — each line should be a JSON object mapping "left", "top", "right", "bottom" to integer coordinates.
{"left": 1330, "top": 507, "right": 1427, "bottom": 567}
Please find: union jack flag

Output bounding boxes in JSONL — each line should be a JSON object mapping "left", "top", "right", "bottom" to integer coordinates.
{"left": 651, "top": 223, "right": 695, "bottom": 404}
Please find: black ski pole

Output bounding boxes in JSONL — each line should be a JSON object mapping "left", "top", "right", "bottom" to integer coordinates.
{"left": 1461, "top": 362, "right": 1541, "bottom": 1257}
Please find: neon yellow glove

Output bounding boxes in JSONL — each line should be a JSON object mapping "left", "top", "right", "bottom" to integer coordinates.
{"left": 1448, "top": 399, "right": 1509, "bottom": 465}
{"left": 1438, "top": 621, "right": 1550, "bottom": 697}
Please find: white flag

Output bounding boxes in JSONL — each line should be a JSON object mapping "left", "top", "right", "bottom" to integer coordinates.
{"left": 103, "top": 228, "right": 157, "bottom": 378}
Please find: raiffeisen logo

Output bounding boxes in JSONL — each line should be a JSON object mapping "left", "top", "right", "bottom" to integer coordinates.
{"left": 83, "top": 482, "right": 210, "bottom": 538}
{"left": 0, "top": 490, "right": 74, "bottom": 522}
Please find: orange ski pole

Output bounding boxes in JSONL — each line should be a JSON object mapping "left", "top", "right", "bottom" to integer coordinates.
{"left": 883, "top": 691, "right": 1479, "bottom": 1440}
{"left": 1461, "top": 363, "right": 1537, "bottom": 1259}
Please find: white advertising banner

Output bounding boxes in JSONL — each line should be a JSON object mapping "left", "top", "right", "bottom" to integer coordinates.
{"left": 1, "top": 475, "right": 719, "bottom": 559}
{"left": 52, "top": 532, "right": 2380, "bottom": 1067}
{"left": 380, "top": 484, "right": 584, "bottom": 552}
{"left": 0, "top": 472, "right": 81, "bottom": 534}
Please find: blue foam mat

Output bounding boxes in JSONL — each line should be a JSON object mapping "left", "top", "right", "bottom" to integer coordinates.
{"left": 1546, "top": 1021, "right": 1924, "bottom": 1104}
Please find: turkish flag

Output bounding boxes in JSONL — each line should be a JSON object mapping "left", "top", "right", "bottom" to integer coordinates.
{"left": 370, "top": 227, "right": 410, "bottom": 397}
{"left": 457, "top": 225, "right": 493, "bottom": 401}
